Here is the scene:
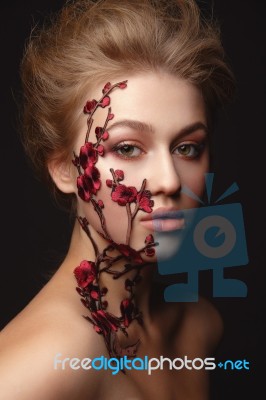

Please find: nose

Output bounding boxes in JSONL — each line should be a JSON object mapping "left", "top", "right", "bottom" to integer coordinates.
{"left": 147, "top": 150, "right": 181, "bottom": 196}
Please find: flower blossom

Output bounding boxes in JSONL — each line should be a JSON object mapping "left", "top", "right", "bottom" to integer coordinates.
{"left": 74, "top": 260, "right": 97, "bottom": 288}
{"left": 137, "top": 190, "right": 154, "bottom": 213}
{"left": 79, "top": 142, "right": 98, "bottom": 169}
{"left": 111, "top": 184, "right": 137, "bottom": 206}
{"left": 77, "top": 164, "right": 101, "bottom": 202}
{"left": 115, "top": 244, "right": 143, "bottom": 264}
{"left": 120, "top": 299, "right": 135, "bottom": 327}
{"left": 90, "top": 310, "right": 120, "bottom": 335}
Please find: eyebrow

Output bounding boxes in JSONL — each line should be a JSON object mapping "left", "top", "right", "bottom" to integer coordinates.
{"left": 107, "top": 119, "right": 208, "bottom": 138}
{"left": 175, "top": 121, "right": 209, "bottom": 139}
{"left": 107, "top": 119, "right": 154, "bottom": 133}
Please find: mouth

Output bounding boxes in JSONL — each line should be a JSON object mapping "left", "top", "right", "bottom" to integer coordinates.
{"left": 140, "top": 207, "right": 185, "bottom": 232}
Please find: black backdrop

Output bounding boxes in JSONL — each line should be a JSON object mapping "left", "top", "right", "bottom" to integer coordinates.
{"left": 1, "top": 1, "right": 265, "bottom": 399}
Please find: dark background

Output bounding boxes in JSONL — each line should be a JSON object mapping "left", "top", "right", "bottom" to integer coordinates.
{"left": 1, "top": 1, "right": 265, "bottom": 398}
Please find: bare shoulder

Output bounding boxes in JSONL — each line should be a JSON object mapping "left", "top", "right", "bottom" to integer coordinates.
{"left": 0, "top": 291, "right": 104, "bottom": 400}
{"left": 181, "top": 297, "right": 224, "bottom": 354}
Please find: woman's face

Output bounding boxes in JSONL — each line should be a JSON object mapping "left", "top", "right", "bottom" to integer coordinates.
{"left": 73, "top": 71, "right": 209, "bottom": 259}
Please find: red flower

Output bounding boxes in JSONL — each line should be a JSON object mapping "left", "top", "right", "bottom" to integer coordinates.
{"left": 79, "top": 142, "right": 98, "bottom": 169}
{"left": 111, "top": 184, "right": 137, "bottom": 206}
{"left": 115, "top": 243, "right": 143, "bottom": 264}
{"left": 144, "top": 235, "right": 155, "bottom": 256}
{"left": 77, "top": 175, "right": 91, "bottom": 202}
{"left": 90, "top": 290, "right": 100, "bottom": 300}
{"left": 94, "top": 128, "right": 108, "bottom": 142}
{"left": 144, "top": 247, "right": 155, "bottom": 257}
{"left": 99, "top": 96, "right": 110, "bottom": 108}
{"left": 91, "top": 310, "right": 119, "bottom": 335}
{"left": 145, "top": 234, "right": 154, "bottom": 244}
{"left": 74, "top": 260, "right": 97, "bottom": 288}
{"left": 118, "top": 82, "right": 127, "bottom": 89}
{"left": 97, "top": 145, "right": 104, "bottom": 156}
{"left": 137, "top": 190, "right": 154, "bottom": 213}
{"left": 106, "top": 179, "right": 113, "bottom": 188}
{"left": 77, "top": 165, "right": 101, "bottom": 202}
{"left": 120, "top": 299, "right": 134, "bottom": 327}
{"left": 95, "top": 126, "right": 103, "bottom": 140}
{"left": 86, "top": 165, "right": 101, "bottom": 192}
{"left": 102, "top": 82, "right": 111, "bottom": 94}
{"left": 97, "top": 199, "right": 104, "bottom": 208}
{"left": 107, "top": 113, "right": 114, "bottom": 120}
{"left": 83, "top": 99, "right": 97, "bottom": 114}
{"left": 114, "top": 169, "right": 124, "bottom": 181}
{"left": 102, "top": 131, "right": 109, "bottom": 140}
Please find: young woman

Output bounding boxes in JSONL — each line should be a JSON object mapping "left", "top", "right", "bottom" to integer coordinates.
{"left": 0, "top": 1, "right": 235, "bottom": 399}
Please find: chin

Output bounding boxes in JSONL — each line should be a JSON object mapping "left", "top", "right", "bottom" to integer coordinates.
{"left": 153, "top": 231, "right": 185, "bottom": 262}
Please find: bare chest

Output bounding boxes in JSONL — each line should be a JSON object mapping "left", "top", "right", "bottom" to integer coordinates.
{"left": 96, "top": 364, "right": 209, "bottom": 400}
{"left": 65, "top": 297, "right": 217, "bottom": 400}
{"left": 75, "top": 340, "right": 210, "bottom": 400}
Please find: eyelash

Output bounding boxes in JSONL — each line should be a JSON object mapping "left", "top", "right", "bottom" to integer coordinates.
{"left": 173, "top": 142, "right": 205, "bottom": 159}
{"left": 111, "top": 141, "right": 205, "bottom": 160}
{"left": 111, "top": 142, "right": 144, "bottom": 159}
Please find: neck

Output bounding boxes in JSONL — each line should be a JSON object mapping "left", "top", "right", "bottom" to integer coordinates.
{"left": 65, "top": 219, "right": 157, "bottom": 356}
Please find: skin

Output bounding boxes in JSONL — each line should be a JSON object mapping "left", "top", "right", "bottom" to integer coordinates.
{"left": 73, "top": 72, "right": 209, "bottom": 249}
{"left": 0, "top": 71, "right": 222, "bottom": 400}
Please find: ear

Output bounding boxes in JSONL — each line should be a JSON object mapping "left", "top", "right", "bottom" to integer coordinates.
{"left": 48, "top": 159, "right": 77, "bottom": 194}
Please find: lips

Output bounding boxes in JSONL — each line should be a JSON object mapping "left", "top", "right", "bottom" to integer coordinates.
{"left": 140, "top": 207, "right": 185, "bottom": 232}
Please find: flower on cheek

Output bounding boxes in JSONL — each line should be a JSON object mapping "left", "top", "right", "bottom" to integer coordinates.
{"left": 79, "top": 142, "right": 98, "bottom": 169}
{"left": 97, "top": 145, "right": 105, "bottom": 156}
{"left": 114, "top": 170, "right": 124, "bottom": 181}
{"left": 77, "top": 164, "right": 101, "bottom": 202}
{"left": 102, "top": 131, "right": 109, "bottom": 141}
{"left": 106, "top": 179, "right": 113, "bottom": 188}
{"left": 97, "top": 199, "right": 104, "bottom": 208}
{"left": 111, "top": 185, "right": 137, "bottom": 206}
{"left": 77, "top": 175, "right": 92, "bottom": 202}
{"left": 85, "top": 165, "right": 101, "bottom": 194}
{"left": 74, "top": 80, "right": 154, "bottom": 359}
{"left": 137, "top": 190, "right": 154, "bottom": 213}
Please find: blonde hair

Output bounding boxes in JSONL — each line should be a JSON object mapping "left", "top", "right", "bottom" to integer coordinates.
{"left": 20, "top": 0, "right": 235, "bottom": 205}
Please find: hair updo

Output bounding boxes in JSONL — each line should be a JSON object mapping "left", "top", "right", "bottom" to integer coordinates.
{"left": 20, "top": 0, "right": 235, "bottom": 206}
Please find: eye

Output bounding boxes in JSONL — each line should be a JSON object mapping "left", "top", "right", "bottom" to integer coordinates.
{"left": 112, "top": 142, "right": 143, "bottom": 159}
{"left": 174, "top": 143, "right": 203, "bottom": 158}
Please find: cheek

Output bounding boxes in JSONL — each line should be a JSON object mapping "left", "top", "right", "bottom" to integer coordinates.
{"left": 77, "top": 188, "right": 130, "bottom": 243}
{"left": 179, "top": 156, "right": 209, "bottom": 207}
{"left": 77, "top": 158, "right": 145, "bottom": 243}
{"left": 186, "top": 170, "right": 206, "bottom": 193}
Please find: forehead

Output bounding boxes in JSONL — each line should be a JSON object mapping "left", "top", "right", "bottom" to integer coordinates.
{"left": 79, "top": 71, "right": 207, "bottom": 141}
